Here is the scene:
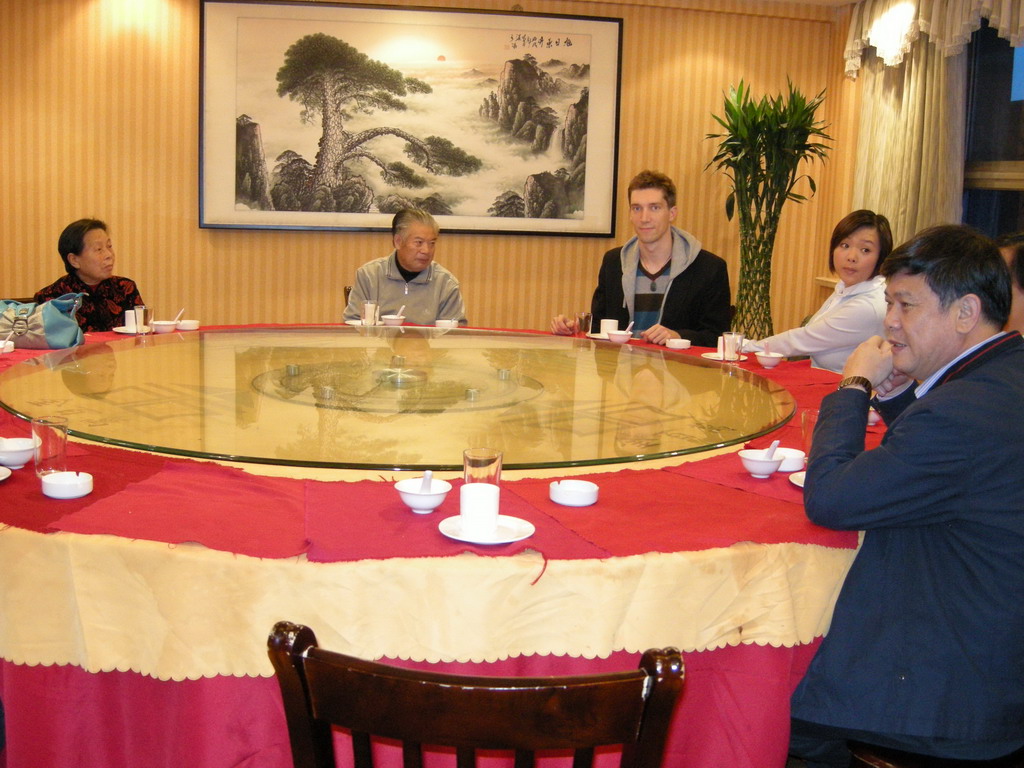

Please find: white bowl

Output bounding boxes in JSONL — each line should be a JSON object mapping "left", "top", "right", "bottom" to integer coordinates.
{"left": 755, "top": 352, "right": 784, "bottom": 368}
{"left": 549, "top": 479, "right": 599, "bottom": 506}
{"left": 434, "top": 319, "right": 458, "bottom": 328}
{"left": 41, "top": 471, "right": 93, "bottom": 499}
{"left": 176, "top": 319, "right": 200, "bottom": 331}
{"left": 606, "top": 330, "right": 632, "bottom": 344}
{"left": 0, "top": 437, "right": 35, "bottom": 469}
{"left": 151, "top": 320, "right": 178, "bottom": 334}
{"left": 666, "top": 338, "right": 691, "bottom": 350}
{"left": 381, "top": 315, "right": 405, "bottom": 327}
{"left": 774, "top": 447, "right": 806, "bottom": 472}
{"left": 738, "top": 449, "right": 783, "bottom": 478}
{"left": 395, "top": 477, "right": 452, "bottom": 514}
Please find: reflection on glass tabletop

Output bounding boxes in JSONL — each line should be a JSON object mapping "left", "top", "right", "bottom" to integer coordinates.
{"left": 0, "top": 327, "right": 794, "bottom": 470}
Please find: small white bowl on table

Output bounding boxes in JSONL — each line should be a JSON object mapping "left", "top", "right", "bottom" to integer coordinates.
{"left": 395, "top": 477, "right": 452, "bottom": 514}
{"left": 176, "top": 319, "right": 200, "bottom": 331}
{"left": 738, "top": 449, "right": 784, "bottom": 478}
{"left": 606, "top": 330, "right": 632, "bottom": 344}
{"left": 151, "top": 320, "right": 179, "bottom": 334}
{"left": 755, "top": 352, "right": 784, "bottom": 368}
{"left": 666, "top": 338, "right": 691, "bottom": 350}
{"left": 381, "top": 315, "right": 405, "bottom": 327}
{"left": 0, "top": 437, "right": 36, "bottom": 469}
{"left": 773, "top": 447, "right": 806, "bottom": 472}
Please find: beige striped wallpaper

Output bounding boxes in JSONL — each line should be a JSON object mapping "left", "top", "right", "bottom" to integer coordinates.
{"left": 1, "top": 0, "right": 858, "bottom": 335}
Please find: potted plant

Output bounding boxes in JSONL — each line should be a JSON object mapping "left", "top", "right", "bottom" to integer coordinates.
{"left": 706, "top": 80, "right": 831, "bottom": 339}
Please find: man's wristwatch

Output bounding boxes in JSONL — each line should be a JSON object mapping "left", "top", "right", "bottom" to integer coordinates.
{"left": 836, "top": 376, "right": 872, "bottom": 393}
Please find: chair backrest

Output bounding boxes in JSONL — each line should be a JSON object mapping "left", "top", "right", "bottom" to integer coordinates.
{"left": 268, "top": 621, "right": 685, "bottom": 768}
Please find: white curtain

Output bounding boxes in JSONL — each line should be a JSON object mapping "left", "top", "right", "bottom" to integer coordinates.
{"left": 845, "top": 0, "right": 1023, "bottom": 76}
{"left": 844, "top": 0, "right": 1023, "bottom": 242}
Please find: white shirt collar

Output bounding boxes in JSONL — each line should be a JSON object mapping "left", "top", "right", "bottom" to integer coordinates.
{"left": 914, "top": 332, "right": 1007, "bottom": 398}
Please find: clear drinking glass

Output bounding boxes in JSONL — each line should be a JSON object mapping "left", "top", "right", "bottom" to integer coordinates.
{"left": 135, "top": 305, "right": 152, "bottom": 334}
{"left": 32, "top": 416, "right": 68, "bottom": 476}
{"left": 463, "top": 448, "right": 502, "bottom": 485}
{"left": 723, "top": 332, "right": 744, "bottom": 361}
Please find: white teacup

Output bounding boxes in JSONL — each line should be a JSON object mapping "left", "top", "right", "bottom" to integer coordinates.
{"left": 599, "top": 319, "right": 618, "bottom": 336}
{"left": 460, "top": 482, "right": 499, "bottom": 538}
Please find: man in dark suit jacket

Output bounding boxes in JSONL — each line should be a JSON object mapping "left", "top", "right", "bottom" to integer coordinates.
{"left": 789, "top": 225, "right": 1024, "bottom": 767}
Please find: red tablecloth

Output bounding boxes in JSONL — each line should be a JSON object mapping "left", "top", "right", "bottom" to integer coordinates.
{"left": 1, "top": 334, "right": 859, "bottom": 558}
{"left": 0, "top": 332, "right": 869, "bottom": 768}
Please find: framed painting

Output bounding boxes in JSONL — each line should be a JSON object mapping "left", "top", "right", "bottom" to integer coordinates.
{"left": 200, "top": 1, "right": 623, "bottom": 236}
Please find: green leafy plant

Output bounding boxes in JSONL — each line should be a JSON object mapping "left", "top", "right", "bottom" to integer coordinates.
{"left": 706, "top": 80, "right": 831, "bottom": 339}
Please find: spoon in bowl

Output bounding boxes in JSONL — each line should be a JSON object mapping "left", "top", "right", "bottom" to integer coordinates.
{"left": 764, "top": 439, "right": 781, "bottom": 460}
{"left": 419, "top": 469, "right": 433, "bottom": 493}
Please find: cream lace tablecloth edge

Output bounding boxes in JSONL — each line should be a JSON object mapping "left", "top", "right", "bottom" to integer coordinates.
{"left": 0, "top": 525, "right": 857, "bottom": 682}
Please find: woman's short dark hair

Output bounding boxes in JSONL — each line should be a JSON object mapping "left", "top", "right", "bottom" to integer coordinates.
{"left": 995, "top": 231, "right": 1024, "bottom": 291}
{"left": 57, "top": 218, "right": 108, "bottom": 275}
{"left": 882, "top": 224, "right": 1011, "bottom": 328}
{"left": 827, "top": 210, "right": 893, "bottom": 276}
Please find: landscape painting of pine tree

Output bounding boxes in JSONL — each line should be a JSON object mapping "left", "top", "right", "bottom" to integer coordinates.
{"left": 204, "top": 3, "right": 622, "bottom": 234}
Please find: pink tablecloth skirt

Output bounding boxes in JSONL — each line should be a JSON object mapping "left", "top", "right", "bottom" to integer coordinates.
{"left": 1, "top": 640, "right": 818, "bottom": 768}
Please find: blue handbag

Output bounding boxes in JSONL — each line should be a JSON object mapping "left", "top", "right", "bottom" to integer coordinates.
{"left": 0, "top": 293, "right": 85, "bottom": 349}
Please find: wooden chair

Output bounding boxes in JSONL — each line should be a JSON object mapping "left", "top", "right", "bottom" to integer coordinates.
{"left": 268, "top": 621, "right": 685, "bottom": 768}
{"left": 850, "top": 741, "right": 1024, "bottom": 768}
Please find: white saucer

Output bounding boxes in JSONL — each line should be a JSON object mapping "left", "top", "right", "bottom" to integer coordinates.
{"left": 701, "top": 352, "right": 748, "bottom": 362}
{"left": 344, "top": 319, "right": 362, "bottom": 326}
{"left": 112, "top": 326, "right": 150, "bottom": 334}
{"left": 586, "top": 332, "right": 608, "bottom": 340}
{"left": 789, "top": 471, "right": 806, "bottom": 488}
{"left": 0, "top": 467, "right": 11, "bottom": 482}
{"left": 438, "top": 514, "right": 535, "bottom": 545}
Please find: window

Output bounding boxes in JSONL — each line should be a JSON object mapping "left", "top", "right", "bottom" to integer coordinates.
{"left": 963, "top": 21, "right": 1024, "bottom": 236}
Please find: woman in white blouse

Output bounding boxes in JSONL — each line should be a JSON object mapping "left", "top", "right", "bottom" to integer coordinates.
{"left": 744, "top": 210, "right": 893, "bottom": 373}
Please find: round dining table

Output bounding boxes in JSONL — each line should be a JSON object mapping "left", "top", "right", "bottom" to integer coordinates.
{"left": 0, "top": 325, "right": 874, "bottom": 768}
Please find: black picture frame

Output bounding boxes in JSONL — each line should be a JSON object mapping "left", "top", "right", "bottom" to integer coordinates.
{"left": 200, "top": 0, "right": 623, "bottom": 236}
